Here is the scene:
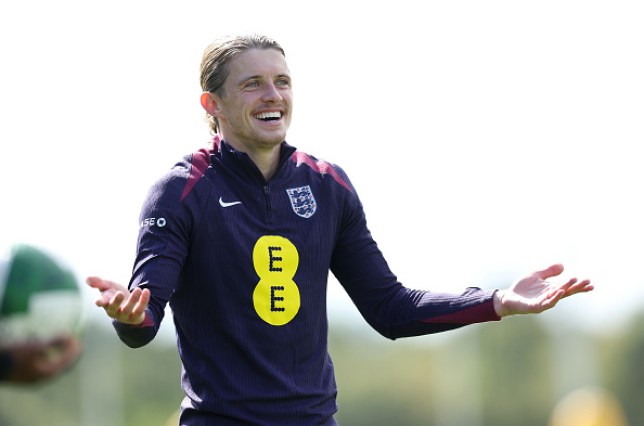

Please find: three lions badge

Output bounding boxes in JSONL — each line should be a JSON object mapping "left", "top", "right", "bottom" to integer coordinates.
{"left": 286, "top": 185, "right": 317, "bottom": 218}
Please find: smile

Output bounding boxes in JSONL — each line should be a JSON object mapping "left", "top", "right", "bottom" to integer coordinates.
{"left": 254, "top": 111, "right": 282, "bottom": 121}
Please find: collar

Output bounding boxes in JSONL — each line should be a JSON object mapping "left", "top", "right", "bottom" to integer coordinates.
{"left": 210, "top": 135, "right": 297, "bottom": 182}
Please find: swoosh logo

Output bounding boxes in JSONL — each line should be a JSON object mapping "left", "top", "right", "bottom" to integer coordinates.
{"left": 219, "top": 197, "right": 242, "bottom": 208}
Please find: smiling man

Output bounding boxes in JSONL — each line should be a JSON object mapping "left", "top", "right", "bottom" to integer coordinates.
{"left": 87, "top": 34, "right": 593, "bottom": 425}
{"left": 200, "top": 45, "right": 292, "bottom": 180}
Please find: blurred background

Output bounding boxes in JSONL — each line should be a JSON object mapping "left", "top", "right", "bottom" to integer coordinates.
{"left": 0, "top": 0, "right": 642, "bottom": 424}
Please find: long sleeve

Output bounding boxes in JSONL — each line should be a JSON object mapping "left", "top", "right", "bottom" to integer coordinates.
{"left": 112, "top": 151, "right": 209, "bottom": 348}
{"left": 330, "top": 171, "right": 500, "bottom": 340}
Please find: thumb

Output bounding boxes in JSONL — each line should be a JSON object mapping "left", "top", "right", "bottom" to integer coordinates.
{"left": 536, "top": 264, "right": 564, "bottom": 280}
{"left": 85, "top": 276, "right": 120, "bottom": 292}
{"left": 85, "top": 276, "right": 106, "bottom": 289}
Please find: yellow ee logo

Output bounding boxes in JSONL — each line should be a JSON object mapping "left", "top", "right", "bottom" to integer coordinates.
{"left": 252, "top": 236, "right": 300, "bottom": 326}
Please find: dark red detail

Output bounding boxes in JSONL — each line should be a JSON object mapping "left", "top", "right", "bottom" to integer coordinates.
{"left": 130, "top": 311, "right": 156, "bottom": 328}
{"left": 180, "top": 136, "right": 220, "bottom": 202}
{"left": 421, "top": 302, "right": 500, "bottom": 324}
{"left": 290, "top": 151, "right": 352, "bottom": 193}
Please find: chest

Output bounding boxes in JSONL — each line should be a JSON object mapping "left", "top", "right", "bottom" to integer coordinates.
{"left": 206, "top": 175, "right": 338, "bottom": 246}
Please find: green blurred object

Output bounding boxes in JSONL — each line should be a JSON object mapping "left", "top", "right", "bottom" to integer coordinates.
{"left": 0, "top": 244, "right": 82, "bottom": 346}
{"left": 1, "top": 244, "right": 78, "bottom": 316}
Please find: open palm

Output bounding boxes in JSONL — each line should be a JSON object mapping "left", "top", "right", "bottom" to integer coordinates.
{"left": 85, "top": 276, "right": 150, "bottom": 325}
{"left": 496, "top": 264, "right": 593, "bottom": 317}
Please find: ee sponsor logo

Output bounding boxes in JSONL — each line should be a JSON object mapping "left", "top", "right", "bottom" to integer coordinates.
{"left": 252, "top": 235, "right": 301, "bottom": 326}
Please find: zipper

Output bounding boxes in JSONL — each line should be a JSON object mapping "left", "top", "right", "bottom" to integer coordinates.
{"left": 263, "top": 184, "right": 273, "bottom": 221}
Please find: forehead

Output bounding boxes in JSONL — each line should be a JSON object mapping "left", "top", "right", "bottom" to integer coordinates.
{"left": 226, "top": 48, "right": 290, "bottom": 83}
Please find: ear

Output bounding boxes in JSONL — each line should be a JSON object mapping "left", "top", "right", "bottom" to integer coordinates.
{"left": 200, "top": 92, "right": 220, "bottom": 116}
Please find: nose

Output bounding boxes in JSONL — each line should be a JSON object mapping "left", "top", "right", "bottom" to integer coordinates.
{"left": 261, "top": 82, "right": 283, "bottom": 102}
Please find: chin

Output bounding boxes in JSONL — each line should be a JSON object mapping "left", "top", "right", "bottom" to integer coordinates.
{"left": 259, "top": 132, "right": 287, "bottom": 146}
{"left": 261, "top": 139, "right": 285, "bottom": 148}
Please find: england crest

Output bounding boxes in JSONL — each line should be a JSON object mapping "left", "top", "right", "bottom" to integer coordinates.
{"left": 286, "top": 185, "right": 317, "bottom": 218}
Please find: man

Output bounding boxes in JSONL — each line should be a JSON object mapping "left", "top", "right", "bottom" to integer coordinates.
{"left": 87, "top": 34, "right": 593, "bottom": 425}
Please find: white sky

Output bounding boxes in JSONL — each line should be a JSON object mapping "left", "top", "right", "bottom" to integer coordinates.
{"left": 1, "top": 0, "right": 643, "bottom": 337}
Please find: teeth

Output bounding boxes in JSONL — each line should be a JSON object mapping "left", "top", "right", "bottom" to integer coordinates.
{"left": 254, "top": 111, "right": 281, "bottom": 120}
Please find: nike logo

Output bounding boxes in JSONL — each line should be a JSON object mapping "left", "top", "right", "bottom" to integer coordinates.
{"left": 219, "top": 197, "right": 242, "bottom": 208}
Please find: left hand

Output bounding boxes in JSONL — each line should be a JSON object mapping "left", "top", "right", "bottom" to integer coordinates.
{"left": 493, "top": 264, "right": 593, "bottom": 317}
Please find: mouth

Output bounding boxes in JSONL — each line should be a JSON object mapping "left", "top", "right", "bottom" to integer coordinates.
{"left": 253, "top": 111, "right": 283, "bottom": 121}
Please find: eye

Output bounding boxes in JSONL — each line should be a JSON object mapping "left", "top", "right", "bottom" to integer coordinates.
{"left": 243, "top": 80, "right": 260, "bottom": 90}
{"left": 276, "top": 78, "right": 291, "bottom": 87}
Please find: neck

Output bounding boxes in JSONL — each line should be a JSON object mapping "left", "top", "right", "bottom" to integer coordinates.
{"left": 248, "top": 147, "right": 281, "bottom": 181}
{"left": 223, "top": 137, "right": 282, "bottom": 181}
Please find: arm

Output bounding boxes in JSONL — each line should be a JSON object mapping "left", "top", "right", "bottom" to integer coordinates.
{"left": 85, "top": 153, "right": 206, "bottom": 347}
{"left": 337, "top": 249, "right": 592, "bottom": 339}
{"left": 330, "top": 170, "right": 592, "bottom": 339}
{"left": 330, "top": 178, "right": 500, "bottom": 339}
{"left": 334, "top": 231, "right": 592, "bottom": 338}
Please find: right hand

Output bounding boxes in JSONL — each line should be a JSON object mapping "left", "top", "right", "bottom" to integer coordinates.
{"left": 85, "top": 277, "right": 150, "bottom": 325}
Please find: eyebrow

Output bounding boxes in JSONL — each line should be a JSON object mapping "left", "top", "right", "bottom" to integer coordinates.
{"left": 237, "top": 73, "right": 291, "bottom": 86}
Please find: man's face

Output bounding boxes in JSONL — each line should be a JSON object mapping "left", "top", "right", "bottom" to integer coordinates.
{"left": 213, "top": 48, "right": 292, "bottom": 153}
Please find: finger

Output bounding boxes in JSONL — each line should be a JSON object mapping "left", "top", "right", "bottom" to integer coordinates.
{"left": 562, "top": 279, "right": 594, "bottom": 297}
{"left": 115, "top": 290, "right": 138, "bottom": 319}
{"left": 134, "top": 288, "right": 151, "bottom": 313}
{"left": 117, "top": 288, "right": 145, "bottom": 320}
{"left": 86, "top": 276, "right": 126, "bottom": 294}
{"left": 538, "top": 288, "right": 565, "bottom": 312}
{"left": 130, "top": 289, "right": 151, "bottom": 323}
{"left": 578, "top": 279, "right": 593, "bottom": 291}
{"left": 536, "top": 264, "right": 565, "bottom": 280}
{"left": 556, "top": 277, "right": 578, "bottom": 292}
{"left": 105, "top": 292, "right": 126, "bottom": 318}
{"left": 86, "top": 276, "right": 111, "bottom": 290}
{"left": 94, "top": 291, "right": 115, "bottom": 308}
{"left": 117, "top": 288, "right": 152, "bottom": 324}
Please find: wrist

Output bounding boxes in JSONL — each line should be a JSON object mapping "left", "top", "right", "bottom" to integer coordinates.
{"left": 493, "top": 290, "right": 507, "bottom": 318}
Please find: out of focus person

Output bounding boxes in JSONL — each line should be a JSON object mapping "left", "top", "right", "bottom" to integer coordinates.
{"left": 0, "top": 244, "right": 83, "bottom": 385}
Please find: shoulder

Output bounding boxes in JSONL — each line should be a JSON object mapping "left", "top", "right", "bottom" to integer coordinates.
{"left": 177, "top": 147, "right": 214, "bottom": 201}
{"left": 289, "top": 150, "right": 354, "bottom": 194}
{"left": 145, "top": 147, "right": 215, "bottom": 208}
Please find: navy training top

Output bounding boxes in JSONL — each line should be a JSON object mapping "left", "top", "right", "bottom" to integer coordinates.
{"left": 113, "top": 136, "right": 500, "bottom": 425}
